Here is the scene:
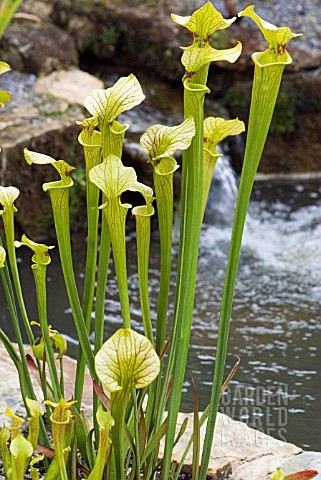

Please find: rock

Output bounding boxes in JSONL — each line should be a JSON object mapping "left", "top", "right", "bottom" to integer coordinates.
{"left": 34, "top": 69, "right": 104, "bottom": 106}
{"left": 281, "top": 452, "right": 321, "bottom": 479}
{"left": 18, "top": 0, "right": 54, "bottom": 21}
{"left": 224, "top": 72, "right": 321, "bottom": 174}
{"left": 160, "top": 412, "right": 302, "bottom": 479}
{"left": 0, "top": 344, "right": 92, "bottom": 425}
{"left": 1, "top": 22, "right": 78, "bottom": 75}
{"left": 49, "top": 0, "right": 190, "bottom": 82}
{"left": 0, "top": 70, "right": 84, "bottom": 238}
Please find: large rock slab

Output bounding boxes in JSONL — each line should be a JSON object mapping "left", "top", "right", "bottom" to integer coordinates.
{"left": 161, "top": 411, "right": 302, "bottom": 479}
{"left": 0, "top": 343, "right": 317, "bottom": 479}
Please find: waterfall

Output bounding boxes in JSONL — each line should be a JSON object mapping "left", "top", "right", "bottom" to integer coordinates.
{"left": 203, "top": 153, "right": 239, "bottom": 226}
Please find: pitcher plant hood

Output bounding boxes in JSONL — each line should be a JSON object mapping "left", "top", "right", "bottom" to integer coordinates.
{"left": 172, "top": 2, "right": 242, "bottom": 75}
{"left": 89, "top": 154, "right": 153, "bottom": 211}
{"left": 0, "top": 186, "right": 19, "bottom": 216}
{"left": 14, "top": 234, "right": 54, "bottom": 267}
{"left": 95, "top": 328, "right": 160, "bottom": 393}
{"left": 204, "top": 117, "right": 245, "bottom": 157}
{"left": 239, "top": 6, "right": 302, "bottom": 67}
{"left": 84, "top": 74, "right": 145, "bottom": 128}
{"left": 24, "top": 149, "right": 75, "bottom": 191}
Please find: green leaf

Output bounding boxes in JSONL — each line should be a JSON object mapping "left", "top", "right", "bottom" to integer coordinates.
{"left": 50, "top": 331, "right": 67, "bottom": 359}
{"left": 95, "top": 328, "right": 160, "bottom": 393}
{"left": 0, "top": 61, "right": 11, "bottom": 108}
{"left": 239, "top": 6, "right": 302, "bottom": 66}
{"left": 140, "top": 116, "right": 195, "bottom": 160}
{"left": 0, "top": 186, "right": 20, "bottom": 216}
{"left": 132, "top": 199, "right": 155, "bottom": 344}
{"left": 44, "top": 398, "right": 77, "bottom": 480}
{"left": 140, "top": 118, "right": 194, "bottom": 353}
{"left": 14, "top": 234, "right": 54, "bottom": 266}
{"left": 24, "top": 149, "right": 75, "bottom": 191}
{"left": 84, "top": 74, "right": 145, "bottom": 126}
{"left": 26, "top": 397, "right": 44, "bottom": 418}
{"left": 70, "top": 405, "right": 91, "bottom": 467}
{"left": 10, "top": 434, "right": 33, "bottom": 480}
{"left": 199, "top": 10, "right": 301, "bottom": 480}
{"left": 0, "top": 245, "right": 6, "bottom": 268}
{"left": 94, "top": 334, "right": 157, "bottom": 480}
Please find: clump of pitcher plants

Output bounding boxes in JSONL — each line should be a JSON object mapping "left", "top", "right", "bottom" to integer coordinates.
{"left": 0, "top": 2, "right": 313, "bottom": 480}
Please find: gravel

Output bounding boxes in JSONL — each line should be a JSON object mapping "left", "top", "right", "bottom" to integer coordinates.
{"left": 188, "top": 0, "right": 321, "bottom": 51}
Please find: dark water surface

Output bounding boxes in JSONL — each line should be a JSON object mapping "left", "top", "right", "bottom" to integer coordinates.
{"left": 1, "top": 176, "right": 320, "bottom": 451}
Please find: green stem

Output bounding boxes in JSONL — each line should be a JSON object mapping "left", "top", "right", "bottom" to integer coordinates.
{"left": 134, "top": 208, "right": 154, "bottom": 344}
{"left": 0, "top": 247, "right": 50, "bottom": 449}
{"left": 93, "top": 215, "right": 111, "bottom": 439}
{"left": 94, "top": 217, "right": 111, "bottom": 355}
{"left": 48, "top": 187, "right": 96, "bottom": 395}
{"left": 75, "top": 130, "right": 101, "bottom": 402}
{"left": 105, "top": 201, "right": 131, "bottom": 329}
{"left": 32, "top": 263, "right": 61, "bottom": 401}
{"left": 110, "top": 391, "right": 129, "bottom": 480}
{"left": 102, "top": 121, "right": 131, "bottom": 329}
{"left": 132, "top": 390, "right": 141, "bottom": 480}
{"left": 153, "top": 160, "right": 177, "bottom": 355}
{"left": 1, "top": 212, "right": 35, "bottom": 345}
{"left": 161, "top": 79, "right": 209, "bottom": 480}
{"left": 199, "top": 60, "right": 286, "bottom": 480}
{"left": 92, "top": 120, "right": 126, "bottom": 437}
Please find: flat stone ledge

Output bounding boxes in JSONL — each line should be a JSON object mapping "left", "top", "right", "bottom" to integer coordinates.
{"left": 0, "top": 344, "right": 317, "bottom": 480}
{"left": 160, "top": 411, "right": 302, "bottom": 479}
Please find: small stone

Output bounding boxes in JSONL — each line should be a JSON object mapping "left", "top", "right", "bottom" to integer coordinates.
{"left": 34, "top": 69, "right": 104, "bottom": 106}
